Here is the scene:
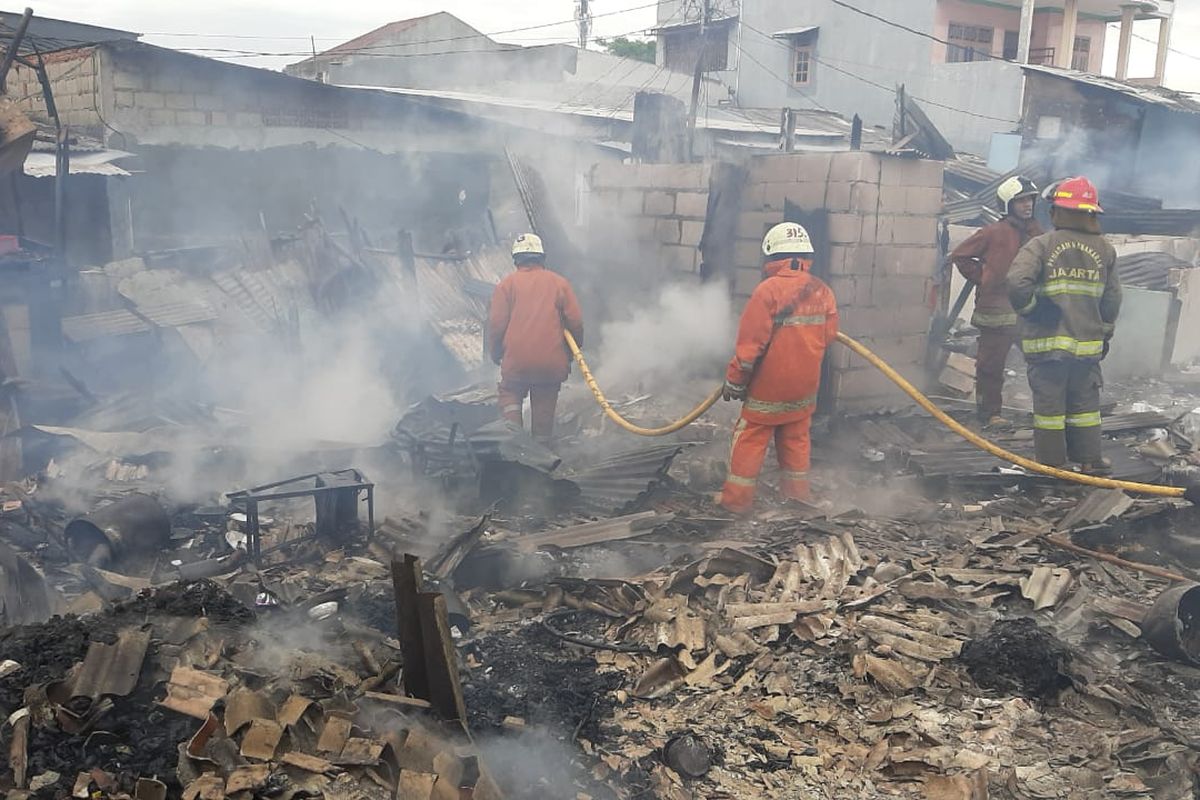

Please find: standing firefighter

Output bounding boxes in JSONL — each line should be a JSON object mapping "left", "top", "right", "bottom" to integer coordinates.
{"left": 1008, "top": 176, "right": 1121, "bottom": 473}
{"left": 950, "top": 175, "right": 1042, "bottom": 427}
{"left": 720, "top": 222, "right": 838, "bottom": 513}
{"left": 488, "top": 233, "right": 584, "bottom": 447}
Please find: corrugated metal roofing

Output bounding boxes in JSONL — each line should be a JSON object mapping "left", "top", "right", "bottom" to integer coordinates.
{"left": 563, "top": 443, "right": 693, "bottom": 514}
{"left": 23, "top": 150, "right": 134, "bottom": 178}
{"left": 61, "top": 310, "right": 152, "bottom": 342}
{"left": 1117, "top": 251, "right": 1195, "bottom": 290}
{"left": 1022, "top": 64, "right": 1200, "bottom": 115}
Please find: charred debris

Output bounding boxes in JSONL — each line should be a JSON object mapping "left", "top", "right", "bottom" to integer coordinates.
{"left": 1, "top": 9, "right": 1200, "bottom": 800}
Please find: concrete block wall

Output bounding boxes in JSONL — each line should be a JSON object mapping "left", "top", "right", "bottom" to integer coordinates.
{"left": 586, "top": 161, "right": 712, "bottom": 280}
{"left": 8, "top": 50, "right": 104, "bottom": 133}
{"left": 735, "top": 151, "right": 943, "bottom": 411}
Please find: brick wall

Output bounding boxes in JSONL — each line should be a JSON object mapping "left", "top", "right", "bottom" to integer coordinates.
{"left": 585, "top": 161, "right": 712, "bottom": 281}
{"left": 735, "top": 152, "right": 943, "bottom": 410}
{"left": 8, "top": 49, "right": 104, "bottom": 134}
{"left": 583, "top": 152, "right": 944, "bottom": 411}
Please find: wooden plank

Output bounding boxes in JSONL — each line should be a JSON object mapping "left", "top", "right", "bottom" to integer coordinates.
{"left": 417, "top": 592, "right": 467, "bottom": 724}
{"left": 392, "top": 555, "right": 429, "bottom": 702}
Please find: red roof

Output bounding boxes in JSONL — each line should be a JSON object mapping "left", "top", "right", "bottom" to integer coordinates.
{"left": 321, "top": 12, "right": 479, "bottom": 57}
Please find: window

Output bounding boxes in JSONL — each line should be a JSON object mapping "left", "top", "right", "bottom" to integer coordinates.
{"left": 1072, "top": 36, "right": 1091, "bottom": 71}
{"left": 946, "top": 22, "right": 994, "bottom": 63}
{"left": 1003, "top": 30, "right": 1019, "bottom": 61}
{"left": 792, "top": 45, "right": 812, "bottom": 85}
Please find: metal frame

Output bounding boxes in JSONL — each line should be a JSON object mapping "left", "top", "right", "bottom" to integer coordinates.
{"left": 226, "top": 469, "right": 375, "bottom": 564}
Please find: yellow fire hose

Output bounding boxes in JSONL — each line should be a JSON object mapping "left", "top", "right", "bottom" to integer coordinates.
{"left": 564, "top": 329, "right": 1186, "bottom": 499}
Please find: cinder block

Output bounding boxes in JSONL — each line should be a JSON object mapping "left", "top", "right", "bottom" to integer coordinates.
{"left": 828, "top": 152, "right": 879, "bottom": 183}
{"left": 147, "top": 108, "right": 177, "bottom": 126}
{"left": 661, "top": 245, "right": 699, "bottom": 273}
{"left": 827, "top": 213, "right": 863, "bottom": 245}
{"left": 675, "top": 191, "right": 710, "bottom": 219}
{"left": 655, "top": 218, "right": 682, "bottom": 244}
{"left": 763, "top": 183, "right": 790, "bottom": 211}
{"left": 893, "top": 304, "right": 935, "bottom": 336}
{"left": 735, "top": 266, "right": 763, "bottom": 297}
{"left": 829, "top": 244, "right": 877, "bottom": 277}
{"left": 209, "top": 111, "right": 230, "bottom": 127}
{"left": 737, "top": 211, "right": 780, "bottom": 239}
{"left": 878, "top": 184, "right": 907, "bottom": 212}
{"left": 641, "top": 163, "right": 712, "bottom": 191}
{"left": 617, "top": 190, "right": 645, "bottom": 215}
{"left": 835, "top": 366, "right": 903, "bottom": 399}
{"left": 590, "top": 160, "right": 639, "bottom": 189}
{"left": 741, "top": 183, "right": 766, "bottom": 210}
{"left": 166, "top": 92, "right": 194, "bottom": 109}
{"left": 891, "top": 215, "right": 939, "bottom": 246}
{"left": 829, "top": 276, "right": 872, "bottom": 307}
{"left": 193, "top": 93, "right": 223, "bottom": 111}
{"left": 794, "top": 153, "right": 836, "bottom": 184}
{"left": 233, "top": 111, "right": 262, "bottom": 127}
{"left": 748, "top": 155, "right": 798, "bottom": 184}
{"left": 735, "top": 238, "right": 763, "bottom": 268}
{"left": 909, "top": 159, "right": 946, "bottom": 188}
{"left": 879, "top": 156, "right": 912, "bottom": 188}
{"left": 905, "top": 186, "right": 945, "bottom": 216}
{"left": 644, "top": 191, "right": 676, "bottom": 216}
{"left": 633, "top": 216, "right": 658, "bottom": 241}
{"left": 863, "top": 276, "right": 930, "bottom": 308}
{"left": 175, "top": 110, "right": 206, "bottom": 126}
{"left": 823, "top": 182, "right": 852, "bottom": 212}
{"left": 681, "top": 220, "right": 706, "bottom": 247}
{"left": 849, "top": 182, "right": 879, "bottom": 214}
{"left": 134, "top": 91, "right": 166, "bottom": 109}
{"left": 876, "top": 245, "right": 937, "bottom": 278}
{"left": 856, "top": 334, "right": 928, "bottom": 366}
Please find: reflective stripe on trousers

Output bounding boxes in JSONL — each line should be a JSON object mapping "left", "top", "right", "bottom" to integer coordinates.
{"left": 721, "top": 415, "right": 812, "bottom": 512}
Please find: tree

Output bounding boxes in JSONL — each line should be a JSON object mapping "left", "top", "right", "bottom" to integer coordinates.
{"left": 598, "top": 36, "right": 656, "bottom": 63}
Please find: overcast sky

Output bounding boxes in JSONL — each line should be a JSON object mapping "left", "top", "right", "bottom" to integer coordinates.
{"left": 26, "top": 0, "right": 1200, "bottom": 91}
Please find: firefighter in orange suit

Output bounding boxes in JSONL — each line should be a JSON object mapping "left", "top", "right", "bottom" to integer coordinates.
{"left": 720, "top": 222, "right": 839, "bottom": 513}
{"left": 488, "top": 233, "right": 584, "bottom": 446}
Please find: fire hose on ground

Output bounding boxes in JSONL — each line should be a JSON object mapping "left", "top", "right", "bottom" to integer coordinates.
{"left": 564, "top": 329, "right": 1195, "bottom": 581}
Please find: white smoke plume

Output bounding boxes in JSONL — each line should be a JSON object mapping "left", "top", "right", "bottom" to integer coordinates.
{"left": 593, "top": 281, "right": 734, "bottom": 392}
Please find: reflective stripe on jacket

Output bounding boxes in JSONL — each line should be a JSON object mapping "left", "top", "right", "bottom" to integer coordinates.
{"left": 1007, "top": 227, "right": 1120, "bottom": 362}
{"left": 488, "top": 264, "right": 584, "bottom": 384}
{"left": 726, "top": 258, "right": 839, "bottom": 425}
{"left": 950, "top": 216, "right": 1042, "bottom": 328}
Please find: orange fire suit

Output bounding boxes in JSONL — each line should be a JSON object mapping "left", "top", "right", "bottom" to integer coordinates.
{"left": 488, "top": 263, "right": 584, "bottom": 442}
{"left": 720, "top": 257, "right": 839, "bottom": 512}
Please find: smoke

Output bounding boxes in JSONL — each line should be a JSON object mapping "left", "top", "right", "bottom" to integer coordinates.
{"left": 593, "top": 282, "right": 733, "bottom": 392}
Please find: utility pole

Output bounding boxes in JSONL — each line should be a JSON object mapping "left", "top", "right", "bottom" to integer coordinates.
{"left": 685, "top": 0, "right": 712, "bottom": 161}
{"left": 577, "top": 0, "right": 591, "bottom": 50}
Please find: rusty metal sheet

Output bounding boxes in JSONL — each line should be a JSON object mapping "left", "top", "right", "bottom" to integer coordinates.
{"left": 225, "top": 765, "right": 270, "bottom": 794}
{"left": 862, "top": 653, "right": 919, "bottom": 694}
{"left": 396, "top": 771, "right": 437, "bottom": 799}
{"left": 1020, "top": 567, "right": 1074, "bottom": 611}
{"left": 317, "top": 715, "right": 353, "bottom": 754}
{"left": 181, "top": 774, "right": 224, "bottom": 800}
{"left": 280, "top": 751, "right": 334, "bottom": 773}
{"left": 277, "top": 694, "right": 316, "bottom": 726}
{"left": 335, "top": 738, "right": 384, "bottom": 766}
{"left": 60, "top": 626, "right": 150, "bottom": 701}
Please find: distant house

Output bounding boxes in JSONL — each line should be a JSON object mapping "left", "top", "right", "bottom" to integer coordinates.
{"left": 654, "top": 0, "right": 1177, "bottom": 157}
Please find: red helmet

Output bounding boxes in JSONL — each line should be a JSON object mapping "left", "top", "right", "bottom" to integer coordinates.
{"left": 1050, "top": 176, "right": 1103, "bottom": 213}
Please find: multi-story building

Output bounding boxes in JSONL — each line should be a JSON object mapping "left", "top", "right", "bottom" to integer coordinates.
{"left": 654, "top": 0, "right": 1176, "bottom": 156}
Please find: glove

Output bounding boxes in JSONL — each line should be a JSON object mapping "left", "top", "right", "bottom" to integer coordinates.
{"left": 1025, "top": 296, "right": 1061, "bottom": 327}
{"left": 1101, "top": 338, "right": 1111, "bottom": 360}
{"left": 722, "top": 380, "right": 747, "bottom": 402}
{"left": 1184, "top": 485, "right": 1200, "bottom": 506}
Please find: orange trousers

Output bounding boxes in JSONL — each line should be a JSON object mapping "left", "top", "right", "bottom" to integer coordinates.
{"left": 498, "top": 380, "right": 560, "bottom": 444}
{"left": 720, "top": 415, "right": 812, "bottom": 513}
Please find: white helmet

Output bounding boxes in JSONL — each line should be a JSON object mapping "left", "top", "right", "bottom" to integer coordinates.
{"left": 762, "top": 222, "right": 814, "bottom": 257}
{"left": 996, "top": 175, "right": 1039, "bottom": 214}
{"left": 512, "top": 233, "right": 545, "bottom": 257}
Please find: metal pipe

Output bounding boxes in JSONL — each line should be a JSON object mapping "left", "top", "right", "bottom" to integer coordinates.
{"left": 0, "top": 8, "right": 33, "bottom": 93}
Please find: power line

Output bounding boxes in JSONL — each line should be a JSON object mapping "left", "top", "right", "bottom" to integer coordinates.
{"left": 728, "top": 34, "right": 830, "bottom": 113}
{"left": 1131, "top": 31, "right": 1200, "bottom": 62}
{"left": 0, "top": 1, "right": 661, "bottom": 57}
{"left": 738, "top": 19, "right": 1019, "bottom": 124}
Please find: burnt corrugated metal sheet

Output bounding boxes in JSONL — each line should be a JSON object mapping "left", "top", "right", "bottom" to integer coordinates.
{"left": 61, "top": 310, "right": 153, "bottom": 342}
{"left": 563, "top": 443, "right": 692, "bottom": 514}
{"left": 58, "top": 626, "right": 150, "bottom": 700}
{"left": 1117, "top": 252, "right": 1193, "bottom": 290}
